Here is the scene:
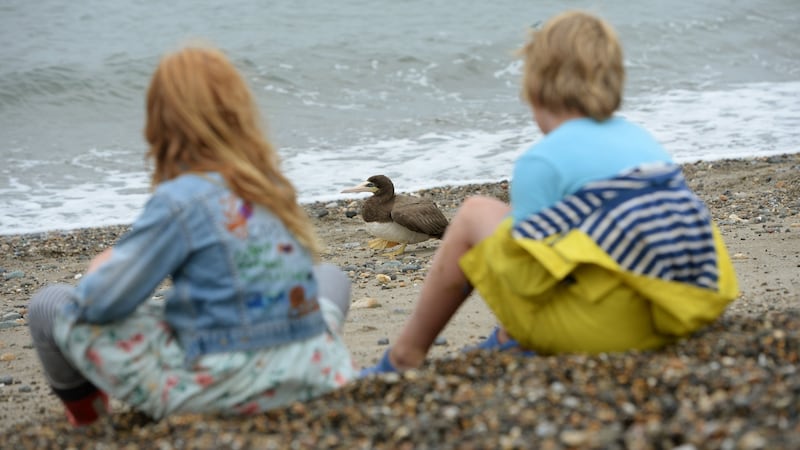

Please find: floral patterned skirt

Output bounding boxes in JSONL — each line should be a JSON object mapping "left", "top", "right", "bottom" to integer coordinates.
{"left": 53, "top": 297, "right": 356, "bottom": 420}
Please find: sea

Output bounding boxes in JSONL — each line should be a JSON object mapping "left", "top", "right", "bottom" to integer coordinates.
{"left": 1, "top": 0, "right": 799, "bottom": 235}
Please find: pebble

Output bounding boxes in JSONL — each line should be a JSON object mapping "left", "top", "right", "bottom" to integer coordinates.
{"left": 4, "top": 311, "right": 798, "bottom": 449}
{"left": 2, "top": 312, "right": 22, "bottom": 321}
{"left": 0, "top": 307, "right": 25, "bottom": 329}
{"left": 351, "top": 297, "right": 380, "bottom": 309}
{"left": 3, "top": 156, "right": 800, "bottom": 448}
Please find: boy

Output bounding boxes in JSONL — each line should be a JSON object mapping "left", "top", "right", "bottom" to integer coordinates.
{"left": 363, "top": 10, "right": 738, "bottom": 374}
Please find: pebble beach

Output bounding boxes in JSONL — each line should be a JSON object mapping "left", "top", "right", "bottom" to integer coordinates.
{"left": 1, "top": 154, "right": 799, "bottom": 449}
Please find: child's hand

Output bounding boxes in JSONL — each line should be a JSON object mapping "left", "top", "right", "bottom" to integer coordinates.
{"left": 87, "top": 248, "right": 114, "bottom": 274}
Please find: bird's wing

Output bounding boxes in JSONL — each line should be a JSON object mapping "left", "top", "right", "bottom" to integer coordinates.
{"left": 391, "top": 195, "right": 449, "bottom": 237}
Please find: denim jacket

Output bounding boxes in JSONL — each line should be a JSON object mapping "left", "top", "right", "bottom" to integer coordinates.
{"left": 64, "top": 172, "right": 327, "bottom": 363}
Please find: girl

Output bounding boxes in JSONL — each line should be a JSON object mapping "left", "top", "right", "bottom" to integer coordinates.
{"left": 28, "top": 45, "right": 356, "bottom": 426}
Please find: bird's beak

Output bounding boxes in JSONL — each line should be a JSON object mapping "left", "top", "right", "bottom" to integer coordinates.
{"left": 341, "top": 181, "right": 375, "bottom": 194}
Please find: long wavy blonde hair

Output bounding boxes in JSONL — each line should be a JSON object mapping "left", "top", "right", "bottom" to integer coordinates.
{"left": 144, "top": 45, "right": 321, "bottom": 257}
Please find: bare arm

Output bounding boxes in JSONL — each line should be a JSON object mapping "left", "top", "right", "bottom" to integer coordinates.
{"left": 87, "top": 248, "right": 114, "bottom": 274}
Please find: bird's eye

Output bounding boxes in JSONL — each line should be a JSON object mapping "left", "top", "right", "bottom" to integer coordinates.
{"left": 367, "top": 183, "right": 375, "bottom": 188}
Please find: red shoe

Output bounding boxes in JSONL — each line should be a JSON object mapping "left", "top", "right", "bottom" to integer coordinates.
{"left": 63, "top": 389, "right": 109, "bottom": 426}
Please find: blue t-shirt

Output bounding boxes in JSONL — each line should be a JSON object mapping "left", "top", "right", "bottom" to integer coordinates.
{"left": 510, "top": 116, "right": 673, "bottom": 223}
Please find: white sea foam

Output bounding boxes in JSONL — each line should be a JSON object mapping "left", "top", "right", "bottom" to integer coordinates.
{"left": 287, "top": 126, "right": 529, "bottom": 204}
{"left": 625, "top": 81, "right": 800, "bottom": 162}
{"left": 1, "top": 143, "right": 150, "bottom": 233}
{"left": 1, "top": 173, "right": 149, "bottom": 234}
{"left": 2, "top": 81, "right": 799, "bottom": 235}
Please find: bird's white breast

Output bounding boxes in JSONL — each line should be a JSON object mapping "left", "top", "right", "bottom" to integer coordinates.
{"left": 365, "top": 221, "right": 432, "bottom": 244}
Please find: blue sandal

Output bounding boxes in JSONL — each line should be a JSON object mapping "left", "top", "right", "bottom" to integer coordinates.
{"left": 358, "top": 349, "right": 398, "bottom": 377}
{"left": 463, "top": 327, "right": 535, "bottom": 355}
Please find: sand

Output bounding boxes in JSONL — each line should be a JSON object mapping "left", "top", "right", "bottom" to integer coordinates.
{"left": 1, "top": 153, "right": 798, "bottom": 448}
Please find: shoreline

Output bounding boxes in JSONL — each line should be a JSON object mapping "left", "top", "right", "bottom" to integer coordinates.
{"left": 2, "top": 153, "right": 799, "bottom": 447}
{"left": 3, "top": 151, "right": 799, "bottom": 240}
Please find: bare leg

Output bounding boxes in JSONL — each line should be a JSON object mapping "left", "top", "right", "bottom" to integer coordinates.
{"left": 389, "top": 196, "right": 511, "bottom": 369}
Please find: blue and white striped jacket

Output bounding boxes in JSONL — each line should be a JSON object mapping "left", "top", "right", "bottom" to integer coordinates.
{"left": 512, "top": 163, "right": 719, "bottom": 291}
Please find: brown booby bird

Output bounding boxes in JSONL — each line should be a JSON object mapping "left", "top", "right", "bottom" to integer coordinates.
{"left": 341, "top": 175, "right": 449, "bottom": 257}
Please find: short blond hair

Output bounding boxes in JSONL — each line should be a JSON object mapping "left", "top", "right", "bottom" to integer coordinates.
{"left": 144, "top": 45, "right": 321, "bottom": 257}
{"left": 520, "top": 10, "right": 624, "bottom": 121}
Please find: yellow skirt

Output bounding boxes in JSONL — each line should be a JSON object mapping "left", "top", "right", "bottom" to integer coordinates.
{"left": 459, "top": 218, "right": 739, "bottom": 355}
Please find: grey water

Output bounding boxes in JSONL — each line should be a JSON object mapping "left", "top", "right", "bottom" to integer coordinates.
{"left": 1, "top": 0, "right": 799, "bottom": 234}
